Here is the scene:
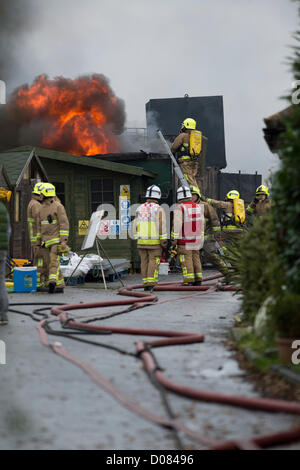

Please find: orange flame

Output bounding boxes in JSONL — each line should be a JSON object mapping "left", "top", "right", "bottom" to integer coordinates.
{"left": 9, "top": 74, "right": 124, "bottom": 155}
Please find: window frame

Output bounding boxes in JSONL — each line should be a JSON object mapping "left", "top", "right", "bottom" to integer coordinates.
{"left": 90, "top": 177, "right": 114, "bottom": 214}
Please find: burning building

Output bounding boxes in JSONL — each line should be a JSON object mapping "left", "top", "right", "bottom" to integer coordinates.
{"left": 0, "top": 78, "right": 261, "bottom": 264}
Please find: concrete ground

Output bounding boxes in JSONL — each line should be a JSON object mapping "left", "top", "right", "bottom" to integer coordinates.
{"left": 0, "top": 271, "right": 300, "bottom": 450}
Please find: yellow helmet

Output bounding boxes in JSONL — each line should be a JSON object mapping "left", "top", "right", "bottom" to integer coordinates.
{"left": 226, "top": 190, "right": 240, "bottom": 200}
{"left": 182, "top": 118, "right": 196, "bottom": 130}
{"left": 190, "top": 185, "right": 201, "bottom": 202}
{"left": 256, "top": 185, "right": 269, "bottom": 197}
{"left": 41, "top": 183, "right": 56, "bottom": 198}
{"left": 32, "top": 182, "right": 45, "bottom": 195}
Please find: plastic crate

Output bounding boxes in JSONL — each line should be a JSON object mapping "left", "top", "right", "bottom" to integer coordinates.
{"left": 64, "top": 276, "right": 85, "bottom": 286}
{"left": 99, "top": 269, "right": 130, "bottom": 283}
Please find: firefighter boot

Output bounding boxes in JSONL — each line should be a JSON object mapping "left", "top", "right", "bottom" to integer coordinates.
{"left": 48, "top": 282, "right": 56, "bottom": 294}
{"left": 144, "top": 286, "right": 153, "bottom": 292}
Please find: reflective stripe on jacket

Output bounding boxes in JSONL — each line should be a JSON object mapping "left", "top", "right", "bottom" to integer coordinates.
{"left": 27, "top": 198, "right": 42, "bottom": 245}
{"left": 222, "top": 212, "right": 244, "bottom": 232}
{"left": 171, "top": 133, "right": 192, "bottom": 161}
{"left": 135, "top": 202, "right": 167, "bottom": 246}
{"left": 206, "top": 198, "right": 244, "bottom": 232}
{"left": 203, "top": 203, "right": 221, "bottom": 239}
{"left": 172, "top": 201, "right": 204, "bottom": 247}
{"left": 37, "top": 198, "right": 69, "bottom": 247}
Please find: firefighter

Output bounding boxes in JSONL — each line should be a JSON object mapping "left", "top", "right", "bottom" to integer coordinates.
{"left": 0, "top": 197, "right": 10, "bottom": 325}
{"left": 171, "top": 118, "right": 202, "bottom": 188}
{"left": 190, "top": 186, "right": 228, "bottom": 275}
{"left": 171, "top": 186, "right": 204, "bottom": 286}
{"left": 27, "top": 182, "right": 47, "bottom": 289}
{"left": 37, "top": 183, "right": 69, "bottom": 294}
{"left": 134, "top": 185, "right": 167, "bottom": 292}
{"left": 202, "top": 190, "right": 245, "bottom": 246}
{"left": 246, "top": 185, "right": 271, "bottom": 217}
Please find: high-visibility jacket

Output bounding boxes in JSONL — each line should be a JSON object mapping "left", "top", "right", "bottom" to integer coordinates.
{"left": 171, "top": 201, "right": 204, "bottom": 248}
{"left": 37, "top": 198, "right": 69, "bottom": 248}
{"left": 206, "top": 198, "right": 244, "bottom": 232}
{"left": 27, "top": 197, "right": 41, "bottom": 246}
{"left": 135, "top": 202, "right": 167, "bottom": 246}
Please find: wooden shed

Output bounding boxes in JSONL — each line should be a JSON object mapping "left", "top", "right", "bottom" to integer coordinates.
{"left": 0, "top": 148, "right": 48, "bottom": 258}
{"left": 4, "top": 146, "right": 156, "bottom": 267}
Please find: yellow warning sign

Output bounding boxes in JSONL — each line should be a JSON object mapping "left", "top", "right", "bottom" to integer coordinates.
{"left": 78, "top": 220, "right": 89, "bottom": 236}
{"left": 120, "top": 185, "right": 130, "bottom": 199}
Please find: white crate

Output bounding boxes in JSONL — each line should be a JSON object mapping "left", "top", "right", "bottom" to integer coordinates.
{"left": 159, "top": 262, "right": 169, "bottom": 275}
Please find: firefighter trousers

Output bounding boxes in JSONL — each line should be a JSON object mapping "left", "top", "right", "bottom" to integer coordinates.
{"left": 35, "top": 247, "right": 50, "bottom": 288}
{"left": 47, "top": 244, "right": 65, "bottom": 287}
{"left": 179, "top": 160, "right": 198, "bottom": 188}
{"left": 202, "top": 238, "right": 228, "bottom": 275}
{"left": 177, "top": 245, "right": 202, "bottom": 284}
{"left": 138, "top": 246, "right": 162, "bottom": 287}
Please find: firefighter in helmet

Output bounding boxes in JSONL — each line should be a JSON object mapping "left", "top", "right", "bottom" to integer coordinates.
{"left": 37, "top": 183, "right": 69, "bottom": 294}
{"left": 190, "top": 185, "right": 228, "bottom": 275}
{"left": 171, "top": 118, "right": 202, "bottom": 188}
{"left": 134, "top": 185, "right": 167, "bottom": 291}
{"left": 171, "top": 186, "right": 204, "bottom": 286}
{"left": 201, "top": 190, "right": 245, "bottom": 246}
{"left": 246, "top": 185, "right": 271, "bottom": 217}
{"left": 27, "top": 182, "right": 47, "bottom": 288}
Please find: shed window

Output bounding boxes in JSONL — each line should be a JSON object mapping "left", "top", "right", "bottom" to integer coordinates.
{"left": 91, "top": 178, "right": 114, "bottom": 213}
{"left": 55, "top": 182, "right": 65, "bottom": 206}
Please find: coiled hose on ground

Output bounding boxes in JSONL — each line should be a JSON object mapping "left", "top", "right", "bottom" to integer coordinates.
{"left": 9, "top": 273, "right": 300, "bottom": 450}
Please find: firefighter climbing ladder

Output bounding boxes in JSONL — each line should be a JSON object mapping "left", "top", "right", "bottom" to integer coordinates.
{"left": 157, "top": 130, "right": 189, "bottom": 189}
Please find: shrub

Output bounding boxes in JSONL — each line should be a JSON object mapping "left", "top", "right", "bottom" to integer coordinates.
{"left": 225, "top": 212, "right": 282, "bottom": 324}
{"left": 268, "top": 293, "right": 300, "bottom": 338}
{"left": 271, "top": 24, "right": 300, "bottom": 293}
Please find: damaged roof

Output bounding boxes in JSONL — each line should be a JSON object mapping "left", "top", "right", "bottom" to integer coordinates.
{"left": 3, "top": 146, "right": 157, "bottom": 178}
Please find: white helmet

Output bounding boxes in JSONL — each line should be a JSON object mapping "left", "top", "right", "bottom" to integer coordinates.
{"left": 177, "top": 186, "right": 192, "bottom": 201}
{"left": 145, "top": 185, "right": 161, "bottom": 200}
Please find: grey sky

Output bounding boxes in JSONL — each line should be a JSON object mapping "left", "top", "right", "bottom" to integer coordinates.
{"left": 5, "top": 0, "right": 299, "bottom": 180}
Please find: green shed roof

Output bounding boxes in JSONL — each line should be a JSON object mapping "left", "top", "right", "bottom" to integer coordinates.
{"left": 5, "top": 146, "right": 157, "bottom": 179}
{"left": 0, "top": 150, "right": 34, "bottom": 185}
{"left": 0, "top": 164, "right": 12, "bottom": 189}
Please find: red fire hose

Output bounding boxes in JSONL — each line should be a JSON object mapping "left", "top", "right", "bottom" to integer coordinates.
{"left": 36, "top": 277, "right": 300, "bottom": 450}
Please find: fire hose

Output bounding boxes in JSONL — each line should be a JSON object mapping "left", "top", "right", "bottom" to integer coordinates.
{"left": 9, "top": 275, "right": 300, "bottom": 450}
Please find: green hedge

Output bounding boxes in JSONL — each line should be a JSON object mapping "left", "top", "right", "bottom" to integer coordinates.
{"left": 225, "top": 213, "right": 282, "bottom": 324}
{"left": 272, "top": 102, "right": 300, "bottom": 293}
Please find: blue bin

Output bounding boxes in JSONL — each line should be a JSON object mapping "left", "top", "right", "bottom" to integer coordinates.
{"left": 13, "top": 267, "right": 37, "bottom": 293}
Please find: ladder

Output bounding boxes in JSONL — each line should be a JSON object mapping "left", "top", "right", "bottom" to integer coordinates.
{"left": 157, "top": 130, "right": 189, "bottom": 188}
